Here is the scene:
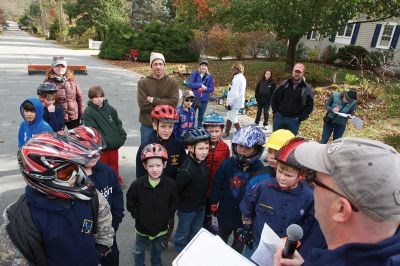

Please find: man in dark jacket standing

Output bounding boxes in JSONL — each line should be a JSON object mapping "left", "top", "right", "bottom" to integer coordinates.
{"left": 274, "top": 138, "right": 400, "bottom": 266}
{"left": 137, "top": 52, "right": 179, "bottom": 143}
{"left": 271, "top": 63, "right": 314, "bottom": 135}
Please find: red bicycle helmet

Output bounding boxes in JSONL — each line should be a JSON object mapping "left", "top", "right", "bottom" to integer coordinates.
{"left": 141, "top": 143, "right": 169, "bottom": 162}
{"left": 275, "top": 137, "right": 307, "bottom": 170}
{"left": 151, "top": 105, "right": 179, "bottom": 123}
{"left": 60, "top": 126, "right": 106, "bottom": 153}
{"left": 18, "top": 132, "right": 97, "bottom": 200}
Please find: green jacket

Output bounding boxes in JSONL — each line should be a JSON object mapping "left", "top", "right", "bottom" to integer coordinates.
{"left": 83, "top": 100, "right": 126, "bottom": 150}
{"left": 325, "top": 92, "right": 357, "bottom": 125}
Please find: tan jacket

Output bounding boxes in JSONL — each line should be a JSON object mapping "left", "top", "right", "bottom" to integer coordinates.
{"left": 137, "top": 75, "right": 179, "bottom": 126}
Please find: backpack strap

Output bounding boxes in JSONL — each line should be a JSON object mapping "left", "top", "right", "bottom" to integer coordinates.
{"left": 6, "top": 194, "right": 47, "bottom": 266}
{"left": 91, "top": 191, "right": 99, "bottom": 234}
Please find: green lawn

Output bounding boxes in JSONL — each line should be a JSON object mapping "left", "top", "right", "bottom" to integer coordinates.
{"left": 105, "top": 58, "right": 400, "bottom": 150}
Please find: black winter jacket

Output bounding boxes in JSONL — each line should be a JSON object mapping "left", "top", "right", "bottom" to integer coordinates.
{"left": 271, "top": 79, "right": 314, "bottom": 121}
{"left": 175, "top": 156, "right": 208, "bottom": 211}
{"left": 126, "top": 175, "right": 179, "bottom": 237}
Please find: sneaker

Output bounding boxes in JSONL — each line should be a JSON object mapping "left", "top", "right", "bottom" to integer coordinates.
{"left": 264, "top": 125, "right": 269, "bottom": 131}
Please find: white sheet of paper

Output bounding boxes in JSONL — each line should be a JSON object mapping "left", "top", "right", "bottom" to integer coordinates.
{"left": 173, "top": 228, "right": 255, "bottom": 266}
{"left": 334, "top": 112, "right": 352, "bottom": 118}
{"left": 352, "top": 116, "right": 363, "bottom": 129}
{"left": 251, "top": 223, "right": 285, "bottom": 266}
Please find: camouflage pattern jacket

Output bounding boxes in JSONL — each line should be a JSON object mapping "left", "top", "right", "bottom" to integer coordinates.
{"left": 0, "top": 189, "right": 114, "bottom": 266}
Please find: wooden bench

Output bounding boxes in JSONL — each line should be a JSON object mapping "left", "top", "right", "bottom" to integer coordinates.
{"left": 27, "top": 65, "right": 88, "bottom": 75}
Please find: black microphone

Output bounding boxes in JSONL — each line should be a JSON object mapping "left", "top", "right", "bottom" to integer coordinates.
{"left": 282, "top": 224, "right": 303, "bottom": 259}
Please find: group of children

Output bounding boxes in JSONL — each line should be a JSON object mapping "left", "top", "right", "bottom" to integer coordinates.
{"left": 126, "top": 92, "right": 325, "bottom": 264}
{"left": 17, "top": 77, "right": 325, "bottom": 264}
{"left": 17, "top": 81, "right": 126, "bottom": 265}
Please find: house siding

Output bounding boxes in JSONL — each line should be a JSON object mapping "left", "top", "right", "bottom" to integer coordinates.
{"left": 299, "top": 17, "right": 400, "bottom": 63}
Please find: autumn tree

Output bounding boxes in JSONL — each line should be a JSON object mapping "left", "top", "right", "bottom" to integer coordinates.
{"left": 173, "top": 0, "right": 230, "bottom": 29}
{"left": 131, "top": 0, "right": 172, "bottom": 29}
{"left": 69, "top": 0, "right": 128, "bottom": 40}
{"left": 207, "top": 25, "right": 231, "bottom": 60}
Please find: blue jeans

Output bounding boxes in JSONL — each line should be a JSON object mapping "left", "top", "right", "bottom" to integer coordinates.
{"left": 133, "top": 233, "right": 163, "bottom": 266}
{"left": 174, "top": 208, "right": 205, "bottom": 253}
{"left": 242, "top": 240, "right": 259, "bottom": 261}
{"left": 255, "top": 102, "right": 270, "bottom": 126}
{"left": 140, "top": 124, "right": 154, "bottom": 144}
{"left": 193, "top": 101, "right": 208, "bottom": 127}
{"left": 273, "top": 112, "right": 300, "bottom": 135}
{"left": 320, "top": 122, "right": 347, "bottom": 144}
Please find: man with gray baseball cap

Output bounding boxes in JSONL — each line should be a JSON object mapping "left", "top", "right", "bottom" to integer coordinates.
{"left": 274, "top": 137, "right": 400, "bottom": 266}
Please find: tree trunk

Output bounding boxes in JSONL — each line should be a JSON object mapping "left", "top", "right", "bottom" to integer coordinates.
{"left": 285, "top": 36, "right": 301, "bottom": 71}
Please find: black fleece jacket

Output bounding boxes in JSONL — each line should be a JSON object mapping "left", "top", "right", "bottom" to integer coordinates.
{"left": 175, "top": 156, "right": 208, "bottom": 211}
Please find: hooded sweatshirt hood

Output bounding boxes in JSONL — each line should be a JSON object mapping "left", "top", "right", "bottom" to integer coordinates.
{"left": 18, "top": 98, "right": 53, "bottom": 147}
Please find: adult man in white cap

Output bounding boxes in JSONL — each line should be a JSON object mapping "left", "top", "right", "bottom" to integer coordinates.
{"left": 271, "top": 63, "right": 314, "bottom": 135}
{"left": 137, "top": 52, "right": 179, "bottom": 143}
{"left": 274, "top": 137, "right": 400, "bottom": 265}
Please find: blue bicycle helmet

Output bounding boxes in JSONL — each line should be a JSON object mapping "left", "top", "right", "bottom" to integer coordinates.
{"left": 232, "top": 125, "right": 265, "bottom": 166}
{"left": 183, "top": 127, "right": 211, "bottom": 146}
{"left": 202, "top": 112, "right": 225, "bottom": 128}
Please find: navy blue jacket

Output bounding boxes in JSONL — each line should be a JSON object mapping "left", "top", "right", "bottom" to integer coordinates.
{"left": 174, "top": 105, "right": 195, "bottom": 140}
{"left": 136, "top": 131, "right": 187, "bottom": 180}
{"left": 210, "top": 157, "right": 264, "bottom": 229}
{"left": 188, "top": 71, "right": 214, "bottom": 102}
{"left": 25, "top": 186, "right": 101, "bottom": 266}
{"left": 43, "top": 105, "right": 64, "bottom": 131}
{"left": 305, "top": 230, "right": 400, "bottom": 266}
{"left": 88, "top": 161, "right": 124, "bottom": 230}
{"left": 18, "top": 98, "right": 53, "bottom": 147}
{"left": 240, "top": 178, "right": 315, "bottom": 245}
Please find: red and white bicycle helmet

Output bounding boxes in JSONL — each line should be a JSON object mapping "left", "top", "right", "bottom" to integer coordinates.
{"left": 151, "top": 105, "right": 179, "bottom": 123}
{"left": 141, "top": 143, "right": 169, "bottom": 162}
{"left": 59, "top": 126, "right": 106, "bottom": 153}
{"left": 275, "top": 137, "right": 307, "bottom": 170}
{"left": 18, "top": 132, "right": 97, "bottom": 200}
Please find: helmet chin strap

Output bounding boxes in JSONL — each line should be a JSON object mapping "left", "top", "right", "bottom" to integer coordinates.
{"left": 189, "top": 145, "right": 202, "bottom": 162}
{"left": 236, "top": 154, "right": 249, "bottom": 167}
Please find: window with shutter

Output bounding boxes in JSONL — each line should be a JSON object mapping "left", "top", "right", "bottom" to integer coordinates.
{"left": 377, "top": 23, "right": 397, "bottom": 49}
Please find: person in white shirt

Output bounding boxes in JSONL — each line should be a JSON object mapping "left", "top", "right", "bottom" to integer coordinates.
{"left": 222, "top": 62, "right": 246, "bottom": 138}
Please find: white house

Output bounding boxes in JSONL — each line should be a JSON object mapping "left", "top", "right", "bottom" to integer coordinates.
{"left": 300, "top": 17, "right": 400, "bottom": 63}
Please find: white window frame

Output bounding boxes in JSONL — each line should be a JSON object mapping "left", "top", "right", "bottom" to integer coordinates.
{"left": 335, "top": 22, "right": 355, "bottom": 45}
{"left": 376, "top": 22, "right": 397, "bottom": 49}
{"left": 336, "top": 23, "right": 355, "bottom": 38}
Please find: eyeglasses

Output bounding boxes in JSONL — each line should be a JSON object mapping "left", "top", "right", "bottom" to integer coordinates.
{"left": 56, "top": 164, "right": 79, "bottom": 181}
{"left": 184, "top": 98, "right": 194, "bottom": 102}
{"left": 311, "top": 178, "right": 359, "bottom": 212}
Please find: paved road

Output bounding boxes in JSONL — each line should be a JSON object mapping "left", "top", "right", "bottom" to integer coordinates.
{"left": 0, "top": 30, "right": 144, "bottom": 265}
{"left": 0, "top": 30, "right": 265, "bottom": 265}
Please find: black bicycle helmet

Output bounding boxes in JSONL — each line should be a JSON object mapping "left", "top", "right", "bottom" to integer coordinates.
{"left": 37, "top": 82, "right": 58, "bottom": 95}
{"left": 183, "top": 127, "right": 211, "bottom": 146}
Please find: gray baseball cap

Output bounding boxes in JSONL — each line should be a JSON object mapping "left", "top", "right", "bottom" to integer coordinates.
{"left": 294, "top": 137, "right": 400, "bottom": 222}
{"left": 51, "top": 56, "right": 67, "bottom": 67}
